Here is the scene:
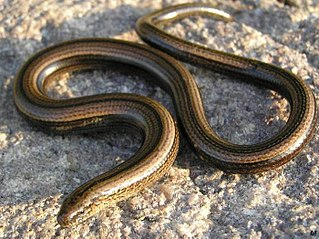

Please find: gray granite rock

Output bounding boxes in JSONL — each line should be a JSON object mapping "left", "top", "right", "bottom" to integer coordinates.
{"left": 0, "top": 0, "right": 318, "bottom": 238}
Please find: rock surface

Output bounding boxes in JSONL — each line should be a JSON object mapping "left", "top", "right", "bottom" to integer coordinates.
{"left": 0, "top": 0, "right": 318, "bottom": 238}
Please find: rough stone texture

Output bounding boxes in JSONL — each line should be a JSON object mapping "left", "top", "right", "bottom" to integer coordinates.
{"left": 0, "top": 0, "right": 318, "bottom": 238}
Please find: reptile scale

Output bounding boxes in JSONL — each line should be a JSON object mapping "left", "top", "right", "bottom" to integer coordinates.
{"left": 13, "top": 4, "right": 317, "bottom": 227}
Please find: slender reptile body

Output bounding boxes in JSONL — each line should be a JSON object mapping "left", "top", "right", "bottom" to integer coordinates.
{"left": 13, "top": 4, "right": 317, "bottom": 227}
{"left": 136, "top": 3, "right": 317, "bottom": 171}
